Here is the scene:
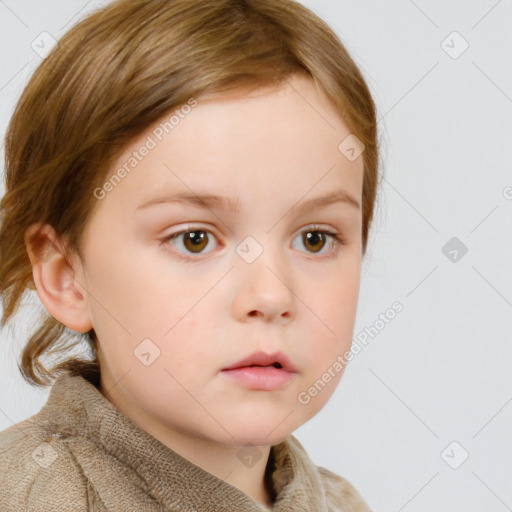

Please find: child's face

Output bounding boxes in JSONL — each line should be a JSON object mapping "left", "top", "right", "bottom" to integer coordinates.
{"left": 75, "top": 74, "right": 363, "bottom": 447}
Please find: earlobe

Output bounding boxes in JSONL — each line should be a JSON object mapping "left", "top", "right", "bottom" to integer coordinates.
{"left": 24, "top": 222, "right": 93, "bottom": 334}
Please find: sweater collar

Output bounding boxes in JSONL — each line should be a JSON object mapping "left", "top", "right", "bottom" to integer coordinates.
{"left": 37, "top": 373, "right": 328, "bottom": 511}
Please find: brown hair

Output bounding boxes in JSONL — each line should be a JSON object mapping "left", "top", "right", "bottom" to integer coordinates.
{"left": 0, "top": 0, "right": 381, "bottom": 387}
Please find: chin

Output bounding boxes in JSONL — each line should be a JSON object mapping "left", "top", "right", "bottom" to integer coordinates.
{"left": 224, "top": 417, "right": 300, "bottom": 448}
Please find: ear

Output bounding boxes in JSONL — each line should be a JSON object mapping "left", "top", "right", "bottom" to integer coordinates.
{"left": 24, "top": 222, "right": 93, "bottom": 333}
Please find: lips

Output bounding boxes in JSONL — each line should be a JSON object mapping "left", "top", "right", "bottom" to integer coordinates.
{"left": 221, "top": 350, "right": 297, "bottom": 373}
{"left": 220, "top": 350, "right": 297, "bottom": 391}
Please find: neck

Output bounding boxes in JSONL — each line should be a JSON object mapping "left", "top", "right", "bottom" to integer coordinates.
{"left": 99, "top": 379, "right": 276, "bottom": 508}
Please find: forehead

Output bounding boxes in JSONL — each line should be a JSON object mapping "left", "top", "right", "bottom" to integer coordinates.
{"left": 95, "top": 74, "right": 363, "bottom": 218}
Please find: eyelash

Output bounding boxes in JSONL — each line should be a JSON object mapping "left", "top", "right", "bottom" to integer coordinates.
{"left": 160, "top": 225, "right": 345, "bottom": 262}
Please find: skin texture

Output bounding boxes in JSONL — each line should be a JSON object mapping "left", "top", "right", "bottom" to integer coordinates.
{"left": 25, "top": 74, "right": 364, "bottom": 507}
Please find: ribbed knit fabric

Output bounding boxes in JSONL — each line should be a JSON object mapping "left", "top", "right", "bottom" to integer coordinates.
{"left": 0, "top": 373, "right": 372, "bottom": 511}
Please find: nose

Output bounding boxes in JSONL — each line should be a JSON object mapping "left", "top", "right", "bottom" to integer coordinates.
{"left": 231, "top": 241, "right": 296, "bottom": 324}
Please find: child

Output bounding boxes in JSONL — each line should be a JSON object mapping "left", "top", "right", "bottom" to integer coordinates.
{"left": 0, "top": 0, "right": 379, "bottom": 510}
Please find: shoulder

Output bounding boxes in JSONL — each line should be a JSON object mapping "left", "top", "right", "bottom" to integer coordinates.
{"left": 0, "top": 416, "right": 90, "bottom": 512}
{"left": 285, "top": 435, "right": 373, "bottom": 511}
{"left": 317, "top": 466, "right": 373, "bottom": 512}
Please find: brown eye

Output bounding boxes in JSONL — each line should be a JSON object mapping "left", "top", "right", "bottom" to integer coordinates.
{"left": 302, "top": 231, "right": 327, "bottom": 253}
{"left": 292, "top": 226, "right": 344, "bottom": 257}
{"left": 182, "top": 230, "right": 209, "bottom": 253}
{"left": 163, "top": 225, "right": 344, "bottom": 262}
{"left": 162, "top": 228, "right": 216, "bottom": 260}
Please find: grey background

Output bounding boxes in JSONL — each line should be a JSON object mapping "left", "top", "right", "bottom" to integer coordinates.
{"left": 1, "top": 1, "right": 511, "bottom": 511}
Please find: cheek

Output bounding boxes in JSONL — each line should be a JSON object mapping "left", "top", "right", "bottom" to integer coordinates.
{"left": 301, "top": 275, "right": 360, "bottom": 376}
{"left": 89, "top": 261, "right": 222, "bottom": 378}
{"left": 89, "top": 250, "right": 204, "bottom": 333}
{"left": 151, "top": 304, "right": 222, "bottom": 377}
{"left": 314, "top": 273, "right": 360, "bottom": 333}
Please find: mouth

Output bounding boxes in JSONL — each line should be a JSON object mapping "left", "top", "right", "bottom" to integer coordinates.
{"left": 221, "top": 351, "right": 297, "bottom": 373}
{"left": 220, "top": 351, "right": 297, "bottom": 391}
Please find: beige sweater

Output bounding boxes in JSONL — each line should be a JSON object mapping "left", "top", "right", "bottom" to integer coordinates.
{"left": 0, "top": 373, "right": 372, "bottom": 511}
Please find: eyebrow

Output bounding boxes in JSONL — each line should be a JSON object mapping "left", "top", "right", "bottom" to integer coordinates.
{"left": 135, "top": 189, "right": 361, "bottom": 214}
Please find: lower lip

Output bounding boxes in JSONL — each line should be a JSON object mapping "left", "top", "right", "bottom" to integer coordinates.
{"left": 221, "top": 366, "right": 295, "bottom": 391}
